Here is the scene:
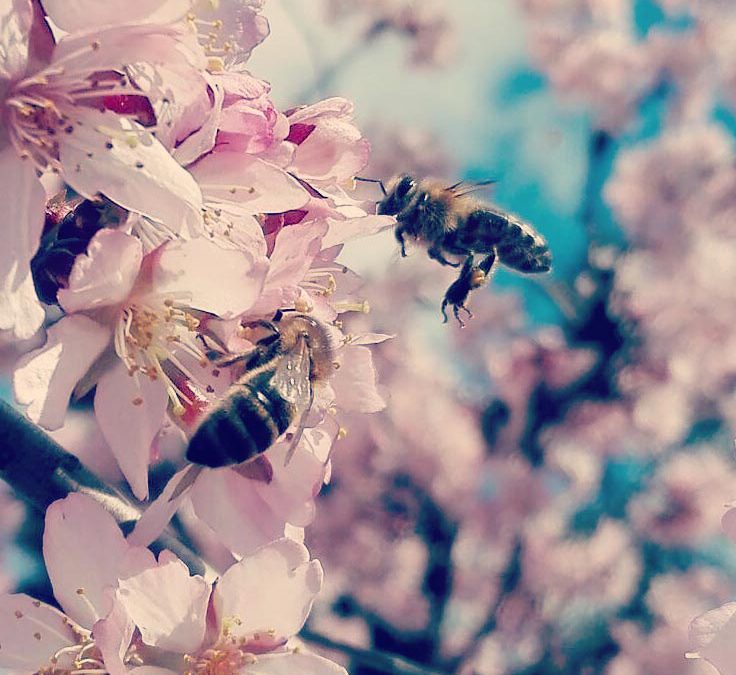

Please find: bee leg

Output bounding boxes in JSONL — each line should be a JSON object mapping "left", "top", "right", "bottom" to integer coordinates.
{"left": 479, "top": 250, "right": 497, "bottom": 275}
{"left": 395, "top": 223, "right": 409, "bottom": 257}
{"left": 441, "top": 256, "right": 475, "bottom": 325}
{"left": 428, "top": 245, "right": 461, "bottom": 268}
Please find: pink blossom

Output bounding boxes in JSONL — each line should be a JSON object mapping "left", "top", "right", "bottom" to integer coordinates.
{"left": 285, "top": 98, "right": 371, "bottom": 185}
{"left": 14, "top": 228, "right": 268, "bottom": 498}
{"left": 0, "top": 1, "right": 207, "bottom": 337}
{"left": 0, "top": 493, "right": 342, "bottom": 675}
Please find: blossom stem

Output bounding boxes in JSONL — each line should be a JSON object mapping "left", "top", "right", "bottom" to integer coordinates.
{"left": 0, "top": 400, "right": 213, "bottom": 577}
{"left": 300, "top": 628, "right": 449, "bottom": 675}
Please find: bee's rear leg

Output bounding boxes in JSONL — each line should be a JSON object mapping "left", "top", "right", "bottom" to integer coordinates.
{"left": 428, "top": 245, "right": 462, "bottom": 268}
{"left": 441, "top": 256, "right": 477, "bottom": 325}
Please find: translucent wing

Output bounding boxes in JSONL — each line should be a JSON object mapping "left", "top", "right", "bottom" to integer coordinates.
{"left": 270, "top": 334, "right": 314, "bottom": 465}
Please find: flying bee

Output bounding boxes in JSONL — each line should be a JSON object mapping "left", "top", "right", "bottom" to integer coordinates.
{"left": 367, "top": 174, "right": 552, "bottom": 324}
{"left": 186, "top": 312, "right": 335, "bottom": 470}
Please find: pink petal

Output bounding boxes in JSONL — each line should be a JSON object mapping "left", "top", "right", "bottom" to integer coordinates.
{"left": 43, "top": 494, "right": 129, "bottom": 629}
{"left": 116, "top": 556, "right": 210, "bottom": 653}
{"left": 321, "top": 214, "right": 395, "bottom": 250}
{"left": 723, "top": 507, "right": 736, "bottom": 543}
{"left": 57, "top": 230, "right": 142, "bottom": 314}
{"left": 287, "top": 98, "right": 356, "bottom": 124}
{"left": 0, "top": 0, "right": 32, "bottom": 81}
{"left": 92, "top": 599, "right": 135, "bottom": 675}
{"left": 213, "top": 539, "right": 323, "bottom": 642}
{"left": 292, "top": 127, "right": 370, "bottom": 183}
{"left": 0, "top": 147, "right": 46, "bottom": 339}
{"left": 172, "top": 75, "right": 224, "bottom": 166}
{"left": 42, "top": 0, "right": 192, "bottom": 30}
{"left": 690, "top": 602, "right": 736, "bottom": 675}
{"left": 191, "top": 151, "right": 309, "bottom": 215}
{"left": 152, "top": 237, "right": 268, "bottom": 317}
{"left": 0, "top": 594, "right": 76, "bottom": 671}
{"left": 13, "top": 315, "right": 110, "bottom": 430}
{"left": 127, "top": 465, "right": 196, "bottom": 548}
{"left": 190, "top": 469, "right": 285, "bottom": 556}
{"left": 254, "top": 430, "right": 333, "bottom": 527}
{"left": 332, "top": 345, "right": 385, "bottom": 413}
{"left": 94, "top": 361, "right": 169, "bottom": 500}
{"left": 59, "top": 110, "right": 203, "bottom": 238}
{"left": 252, "top": 652, "right": 348, "bottom": 675}
{"left": 129, "top": 668, "right": 179, "bottom": 675}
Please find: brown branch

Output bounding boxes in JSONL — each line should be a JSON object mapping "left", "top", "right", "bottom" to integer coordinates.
{"left": 0, "top": 400, "right": 215, "bottom": 579}
{"left": 301, "top": 627, "right": 450, "bottom": 675}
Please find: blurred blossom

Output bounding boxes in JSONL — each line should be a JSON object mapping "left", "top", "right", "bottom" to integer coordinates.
{"left": 325, "top": 0, "right": 456, "bottom": 66}
{"left": 628, "top": 448, "right": 736, "bottom": 546}
{"left": 523, "top": 516, "right": 641, "bottom": 615}
{"left": 520, "top": 0, "right": 660, "bottom": 131}
{"left": 362, "top": 123, "right": 454, "bottom": 183}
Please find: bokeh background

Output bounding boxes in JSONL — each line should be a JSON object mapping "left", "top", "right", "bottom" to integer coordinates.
{"left": 254, "top": 2, "right": 736, "bottom": 674}
{"left": 4, "top": 1, "right": 736, "bottom": 674}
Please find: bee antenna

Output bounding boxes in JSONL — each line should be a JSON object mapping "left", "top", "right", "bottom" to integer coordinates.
{"left": 272, "top": 310, "right": 285, "bottom": 322}
{"left": 355, "top": 176, "right": 387, "bottom": 196}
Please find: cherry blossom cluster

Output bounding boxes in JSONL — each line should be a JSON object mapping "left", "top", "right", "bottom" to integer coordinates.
{"left": 0, "top": 1, "right": 396, "bottom": 673}
{"left": 297, "top": 2, "right": 736, "bottom": 673}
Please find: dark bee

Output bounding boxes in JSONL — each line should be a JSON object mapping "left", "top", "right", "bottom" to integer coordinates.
{"left": 374, "top": 174, "right": 552, "bottom": 324}
{"left": 187, "top": 313, "right": 335, "bottom": 469}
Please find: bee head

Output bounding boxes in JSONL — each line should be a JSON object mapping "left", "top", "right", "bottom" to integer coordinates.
{"left": 377, "top": 174, "right": 417, "bottom": 215}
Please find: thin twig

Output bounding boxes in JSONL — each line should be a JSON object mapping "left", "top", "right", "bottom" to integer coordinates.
{"left": 301, "top": 627, "right": 450, "bottom": 675}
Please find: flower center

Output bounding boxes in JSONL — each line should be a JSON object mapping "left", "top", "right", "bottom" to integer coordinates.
{"left": 38, "top": 632, "right": 142, "bottom": 675}
{"left": 184, "top": 643, "right": 256, "bottom": 675}
{"left": 114, "top": 299, "right": 207, "bottom": 414}
{"left": 6, "top": 85, "right": 66, "bottom": 170}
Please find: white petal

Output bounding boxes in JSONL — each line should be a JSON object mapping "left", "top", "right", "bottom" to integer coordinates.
{"left": 254, "top": 432, "right": 332, "bottom": 527}
{"left": 116, "top": 556, "right": 210, "bottom": 653}
{"left": 43, "top": 494, "right": 129, "bottom": 629}
{"left": 42, "top": 0, "right": 192, "bottom": 31}
{"left": 57, "top": 229, "right": 142, "bottom": 314}
{"left": 190, "top": 469, "right": 285, "bottom": 556}
{"left": 152, "top": 237, "right": 268, "bottom": 317}
{"left": 0, "top": 147, "right": 46, "bottom": 339}
{"left": 691, "top": 602, "right": 736, "bottom": 675}
{"left": 94, "top": 361, "right": 169, "bottom": 500}
{"left": 128, "top": 465, "right": 196, "bottom": 548}
{"left": 249, "top": 652, "right": 348, "bottom": 675}
{"left": 0, "top": 0, "right": 31, "bottom": 81}
{"left": 59, "top": 110, "right": 203, "bottom": 237}
{"left": 92, "top": 599, "right": 135, "bottom": 675}
{"left": 13, "top": 315, "right": 110, "bottom": 430}
{"left": 0, "top": 594, "right": 76, "bottom": 672}
{"left": 213, "top": 539, "right": 322, "bottom": 642}
{"left": 191, "top": 152, "right": 309, "bottom": 215}
{"left": 331, "top": 345, "right": 385, "bottom": 413}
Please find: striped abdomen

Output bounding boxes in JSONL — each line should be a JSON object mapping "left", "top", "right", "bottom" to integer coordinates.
{"left": 443, "top": 207, "right": 551, "bottom": 273}
{"left": 186, "top": 372, "right": 294, "bottom": 468}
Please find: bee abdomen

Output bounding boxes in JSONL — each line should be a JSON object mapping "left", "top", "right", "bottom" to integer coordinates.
{"left": 186, "top": 382, "right": 293, "bottom": 467}
{"left": 496, "top": 242, "right": 551, "bottom": 273}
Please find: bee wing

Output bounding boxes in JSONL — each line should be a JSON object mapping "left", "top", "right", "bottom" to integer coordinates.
{"left": 447, "top": 179, "right": 497, "bottom": 197}
{"left": 270, "top": 334, "right": 314, "bottom": 465}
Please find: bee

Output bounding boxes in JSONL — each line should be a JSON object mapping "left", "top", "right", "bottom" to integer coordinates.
{"left": 187, "top": 312, "right": 335, "bottom": 469}
{"left": 371, "top": 174, "right": 552, "bottom": 324}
